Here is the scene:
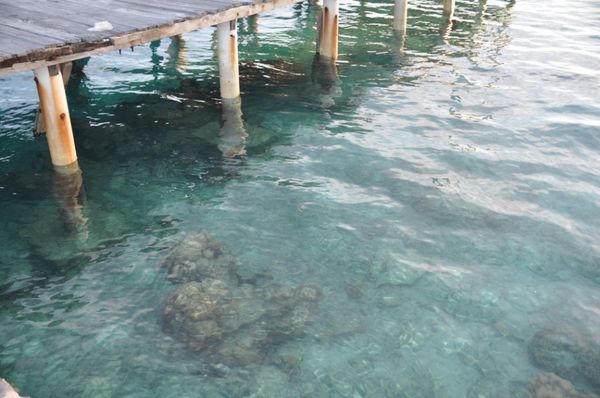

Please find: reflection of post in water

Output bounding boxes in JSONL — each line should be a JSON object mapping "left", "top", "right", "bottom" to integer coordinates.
{"left": 292, "top": 1, "right": 304, "bottom": 20}
{"left": 219, "top": 97, "right": 247, "bottom": 157}
{"left": 241, "top": 14, "right": 260, "bottom": 51}
{"left": 440, "top": 0, "right": 456, "bottom": 39}
{"left": 311, "top": 54, "right": 340, "bottom": 108}
{"left": 357, "top": 0, "right": 367, "bottom": 21}
{"left": 247, "top": 14, "right": 258, "bottom": 35}
{"left": 166, "top": 35, "right": 188, "bottom": 73}
{"left": 440, "top": 5, "right": 456, "bottom": 41}
{"left": 392, "top": 27, "right": 408, "bottom": 58}
{"left": 477, "top": 0, "right": 488, "bottom": 21}
{"left": 312, "top": 54, "right": 338, "bottom": 88}
{"left": 52, "top": 162, "right": 88, "bottom": 237}
{"left": 244, "top": 0, "right": 263, "bottom": 35}
{"left": 466, "top": 0, "right": 488, "bottom": 57}
{"left": 150, "top": 39, "right": 162, "bottom": 79}
{"left": 440, "top": 18, "right": 454, "bottom": 40}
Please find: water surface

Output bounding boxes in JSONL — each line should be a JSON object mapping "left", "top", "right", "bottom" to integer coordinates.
{"left": 1, "top": 0, "right": 600, "bottom": 396}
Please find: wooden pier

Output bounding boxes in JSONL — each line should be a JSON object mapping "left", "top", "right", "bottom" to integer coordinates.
{"left": 0, "top": 0, "right": 303, "bottom": 76}
{"left": 0, "top": 0, "right": 457, "bottom": 170}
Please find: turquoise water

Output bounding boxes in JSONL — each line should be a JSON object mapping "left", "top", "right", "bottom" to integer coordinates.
{"left": 1, "top": 0, "right": 600, "bottom": 396}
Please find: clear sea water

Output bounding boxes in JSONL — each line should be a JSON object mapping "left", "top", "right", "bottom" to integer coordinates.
{"left": 1, "top": 0, "right": 600, "bottom": 396}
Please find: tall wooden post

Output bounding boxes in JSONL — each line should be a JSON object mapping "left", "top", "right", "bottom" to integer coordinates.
{"left": 394, "top": 0, "right": 408, "bottom": 31}
{"left": 216, "top": 20, "right": 245, "bottom": 157}
{"left": 217, "top": 20, "right": 240, "bottom": 99}
{"left": 443, "top": 0, "right": 455, "bottom": 19}
{"left": 34, "top": 62, "right": 73, "bottom": 135}
{"left": 317, "top": 0, "right": 339, "bottom": 60}
{"left": 34, "top": 65, "right": 78, "bottom": 168}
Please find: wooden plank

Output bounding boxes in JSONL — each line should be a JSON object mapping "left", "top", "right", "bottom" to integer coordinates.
{"left": 2, "top": 6, "right": 118, "bottom": 40}
{"left": 119, "top": 0, "right": 210, "bottom": 14}
{"left": 68, "top": 0, "right": 194, "bottom": 24}
{"left": 68, "top": 0, "right": 186, "bottom": 24}
{"left": 1, "top": 17, "right": 82, "bottom": 42}
{"left": 0, "top": 24, "right": 61, "bottom": 55}
{"left": 58, "top": 0, "right": 178, "bottom": 26}
{"left": 4, "top": 1, "right": 137, "bottom": 35}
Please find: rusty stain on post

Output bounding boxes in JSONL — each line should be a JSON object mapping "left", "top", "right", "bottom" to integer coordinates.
{"left": 331, "top": 14, "right": 339, "bottom": 57}
{"left": 317, "top": 0, "right": 339, "bottom": 60}
{"left": 230, "top": 35, "right": 238, "bottom": 71}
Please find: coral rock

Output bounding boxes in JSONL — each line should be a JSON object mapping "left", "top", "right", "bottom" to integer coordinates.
{"left": 524, "top": 373, "right": 598, "bottom": 398}
{"left": 163, "top": 279, "right": 322, "bottom": 367}
{"left": 161, "top": 232, "right": 238, "bottom": 284}
{"left": 528, "top": 328, "right": 600, "bottom": 387}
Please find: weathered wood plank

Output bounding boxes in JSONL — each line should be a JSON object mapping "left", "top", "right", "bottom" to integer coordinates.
{"left": 58, "top": 0, "right": 178, "bottom": 26}
{"left": 68, "top": 0, "right": 185, "bottom": 24}
{"left": 4, "top": 0, "right": 138, "bottom": 35}
{"left": 0, "top": 24, "right": 62, "bottom": 55}
{"left": 1, "top": 17, "right": 82, "bottom": 42}
{"left": 119, "top": 0, "right": 214, "bottom": 14}
{"left": 1, "top": 11, "right": 117, "bottom": 44}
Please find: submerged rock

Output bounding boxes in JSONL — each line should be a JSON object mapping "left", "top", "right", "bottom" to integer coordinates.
{"left": 0, "top": 379, "right": 26, "bottom": 398}
{"left": 161, "top": 232, "right": 238, "bottom": 284}
{"left": 524, "top": 373, "right": 599, "bottom": 398}
{"left": 528, "top": 328, "right": 600, "bottom": 388}
{"left": 163, "top": 279, "right": 322, "bottom": 367}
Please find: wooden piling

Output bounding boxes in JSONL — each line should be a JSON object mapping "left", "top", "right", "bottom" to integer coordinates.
{"left": 317, "top": 0, "right": 339, "bottom": 60}
{"left": 394, "top": 0, "right": 408, "bottom": 31}
{"left": 217, "top": 20, "right": 240, "bottom": 99}
{"left": 443, "top": 0, "right": 455, "bottom": 18}
{"left": 33, "top": 65, "right": 78, "bottom": 167}
{"left": 34, "top": 62, "right": 73, "bottom": 136}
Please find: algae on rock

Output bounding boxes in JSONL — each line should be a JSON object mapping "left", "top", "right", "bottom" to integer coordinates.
{"left": 161, "top": 232, "right": 239, "bottom": 284}
{"left": 163, "top": 279, "right": 322, "bottom": 366}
